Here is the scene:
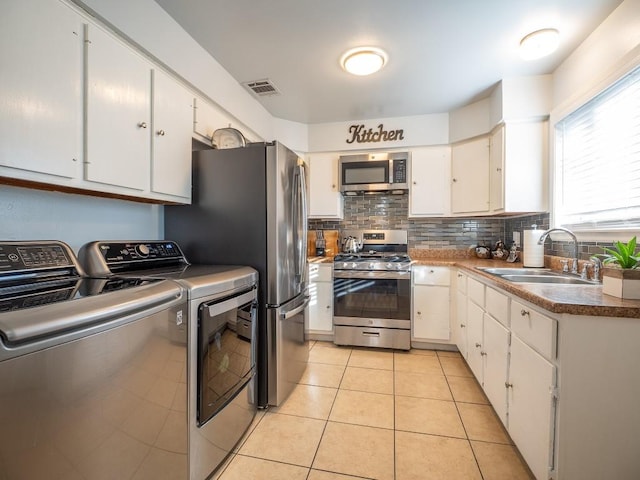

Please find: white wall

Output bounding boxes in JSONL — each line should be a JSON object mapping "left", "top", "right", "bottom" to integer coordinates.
{"left": 308, "top": 113, "right": 449, "bottom": 152}
{"left": 552, "top": 0, "right": 640, "bottom": 116}
{"left": 0, "top": 185, "right": 163, "bottom": 253}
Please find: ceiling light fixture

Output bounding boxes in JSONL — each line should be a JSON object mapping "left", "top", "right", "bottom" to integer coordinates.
{"left": 341, "top": 47, "right": 388, "bottom": 76}
{"left": 519, "top": 28, "right": 560, "bottom": 60}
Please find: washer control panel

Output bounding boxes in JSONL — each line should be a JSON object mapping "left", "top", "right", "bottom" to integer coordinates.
{"left": 0, "top": 242, "right": 76, "bottom": 275}
{"left": 78, "top": 241, "right": 188, "bottom": 276}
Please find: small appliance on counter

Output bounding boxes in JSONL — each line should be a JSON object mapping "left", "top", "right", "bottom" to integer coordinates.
{"left": 315, "top": 230, "right": 326, "bottom": 256}
{"left": 523, "top": 225, "right": 545, "bottom": 267}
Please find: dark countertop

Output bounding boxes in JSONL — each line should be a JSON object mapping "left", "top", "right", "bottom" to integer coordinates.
{"left": 309, "top": 252, "right": 640, "bottom": 318}
{"left": 412, "top": 257, "right": 640, "bottom": 319}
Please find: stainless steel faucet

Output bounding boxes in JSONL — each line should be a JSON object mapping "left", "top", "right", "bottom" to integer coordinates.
{"left": 537, "top": 227, "right": 579, "bottom": 275}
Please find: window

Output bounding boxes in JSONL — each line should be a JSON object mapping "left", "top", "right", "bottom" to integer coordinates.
{"left": 554, "top": 65, "right": 640, "bottom": 233}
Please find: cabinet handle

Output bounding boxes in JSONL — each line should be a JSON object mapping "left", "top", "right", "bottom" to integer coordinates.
{"left": 138, "top": 121, "right": 148, "bottom": 129}
{"left": 496, "top": 167, "right": 502, "bottom": 172}
{"left": 460, "top": 324, "right": 466, "bottom": 328}
{"left": 156, "top": 129, "right": 166, "bottom": 136}
{"left": 331, "top": 184, "right": 336, "bottom": 189}
{"left": 452, "top": 178, "right": 458, "bottom": 183}
{"left": 413, "top": 181, "right": 417, "bottom": 185}
{"left": 429, "top": 269, "right": 434, "bottom": 273}
{"left": 475, "top": 342, "right": 481, "bottom": 348}
{"left": 326, "top": 305, "right": 331, "bottom": 309}
{"left": 417, "top": 311, "right": 422, "bottom": 315}
{"left": 480, "top": 351, "right": 487, "bottom": 356}
{"left": 520, "top": 309, "right": 530, "bottom": 316}
{"left": 457, "top": 273, "right": 462, "bottom": 278}
{"left": 505, "top": 382, "right": 513, "bottom": 388}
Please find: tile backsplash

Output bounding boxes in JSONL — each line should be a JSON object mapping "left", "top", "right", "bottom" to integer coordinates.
{"left": 308, "top": 194, "right": 614, "bottom": 260}
{"left": 309, "top": 194, "right": 505, "bottom": 250}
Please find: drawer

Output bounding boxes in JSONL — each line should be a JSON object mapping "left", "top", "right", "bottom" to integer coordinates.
{"left": 510, "top": 299, "right": 556, "bottom": 359}
{"left": 413, "top": 266, "right": 450, "bottom": 286}
{"left": 309, "top": 263, "right": 332, "bottom": 282}
{"left": 456, "top": 270, "right": 467, "bottom": 294}
{"left": 485, "top": 287, "right": 509, "bottom": 327}
{"left": 467, "top": 277, "right": 485, "bottom": 307}
{"left": 334, "top": 325, "right": 410, "bottom": 350}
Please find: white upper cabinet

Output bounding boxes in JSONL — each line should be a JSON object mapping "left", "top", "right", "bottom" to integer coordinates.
{"left": 0, "top": 0, "right": 82, "bottom": 179}
{"left": 151, "top": 69, "right": 193, "bottom": 199}
{"left": 451, "top": 137, "right": 490, "bottom": 214}
{"left": 85, "top": 24, "right": 151, "bottom": 191}
{"left": 307, "top": 153, "right": 343, "bottom": 219}
{"left": 489, "top": 121, "right": 548, "bottom": 214}
{"left": 408, "top": 146, "right": 451, "bottom": 217}
{"left": 489, "top": 126, "right": 505, "bottom": 211}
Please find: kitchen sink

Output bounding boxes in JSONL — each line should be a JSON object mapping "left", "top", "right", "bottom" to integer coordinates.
{"left": 476, "top": 267, "right": 598, "bottom": 285}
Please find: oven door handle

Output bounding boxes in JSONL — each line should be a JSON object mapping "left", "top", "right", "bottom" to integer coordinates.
{"left": 333, "top": 270, "right": 411, "bottom": 280}
{"left": 280, "top": 295, "right": 310, "bottom": 320}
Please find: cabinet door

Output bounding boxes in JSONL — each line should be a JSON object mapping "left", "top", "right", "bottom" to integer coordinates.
{"left": 466, "top": 300, "right": 484, "bottom": 381}
{"left": 412, "top": 285, "right": 450, "bottom": 341}
{"left": 0, "top": 0, "right": 82, "bottom": 178}
{"left": 489, "top": 126, "right": 505, "bottom": 212}
{"left": 85, "top": 25, "right": 151, "bottom": 190}
{"left": 151, "top": 69, "right": 193, "bottom": 199}
{"left": 482, "top": 314, "right": 509, "bottom": 425}
{"left": 408, "top": 146, "right": 450, "bottom": 217}
{"left": 455, "top": 290, "right": 468, "bottom": 358}
{"left": 508, "top": 335, "right": 556, "bottom": 480}
{"left": 307, "top": 281, "right": 333, "bottom": 333}
{"left": 451, "top": 137, "right": 490, "bottom": 214}
{"left": 308, "top": 153, "right": 343, "bottom": 219}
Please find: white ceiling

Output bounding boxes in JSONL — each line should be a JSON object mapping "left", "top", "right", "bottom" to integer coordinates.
{"left": 154, "top": 0, "right": 622, "bottom": 124}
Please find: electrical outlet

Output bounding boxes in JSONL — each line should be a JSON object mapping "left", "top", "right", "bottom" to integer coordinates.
{"left": 513, "top": 231, "right": 521, "bottom": 247}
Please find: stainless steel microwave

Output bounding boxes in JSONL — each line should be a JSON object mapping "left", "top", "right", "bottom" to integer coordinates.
{"left": 339, "top": 152, "right": 410, "bottom": 195}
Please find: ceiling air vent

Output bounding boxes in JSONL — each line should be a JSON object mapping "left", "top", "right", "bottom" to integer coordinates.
{"left": 243, "top": 79, "right": 280, "bottom": 97}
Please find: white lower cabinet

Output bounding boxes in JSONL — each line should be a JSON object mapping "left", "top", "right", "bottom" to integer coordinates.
{"left": 454, "top": 271, "right": 468, "bottom": 357}
{"left": 508, "top": 335, "right": 556, "bottom": 480}
{"left": 306, "top": 263, "right": 333, "bottom": 338}
{"left": 411, "top": 266, "right": 451, "bottom": 343}
{"left": 462, "top": 273, "right": 557, "bottom": 480}
{"left": 482, "top": 313, "right": 509, "bottom": 425}
{"left": 466, "top": 300, "right": 484, "bottom": 380}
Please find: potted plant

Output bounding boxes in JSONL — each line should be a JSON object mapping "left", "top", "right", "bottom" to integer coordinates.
{"left": 600, "top": 237, "right": 640, "bottom": 299}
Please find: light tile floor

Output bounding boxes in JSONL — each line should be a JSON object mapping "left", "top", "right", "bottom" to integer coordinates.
{"left": 214, "top": 342, "right": 534, "bottom": 480}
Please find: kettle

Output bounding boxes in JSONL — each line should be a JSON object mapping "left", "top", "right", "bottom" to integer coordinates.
{"left": 342, "top": 236, "right": 363, "bottom": 253}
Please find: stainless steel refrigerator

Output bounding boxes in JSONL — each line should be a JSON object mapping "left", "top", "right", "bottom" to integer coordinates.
{"left": 165, "top": 141, "right": 309, "bottom": 407}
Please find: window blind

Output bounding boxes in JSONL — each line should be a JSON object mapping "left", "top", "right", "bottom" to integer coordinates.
{"left": 555, "top": 65, "right": 640, "bottom": 232}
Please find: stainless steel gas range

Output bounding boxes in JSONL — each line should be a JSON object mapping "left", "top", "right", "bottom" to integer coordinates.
{"left": 333, "top": 230, "right": 411, "bottom": 350}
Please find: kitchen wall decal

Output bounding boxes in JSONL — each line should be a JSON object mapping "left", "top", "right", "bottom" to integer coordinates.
{"left": 346, "top": 123, "right": 405, "bottom": 144}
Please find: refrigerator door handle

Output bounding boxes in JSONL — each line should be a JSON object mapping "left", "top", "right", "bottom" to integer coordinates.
{"left": 293, "top": 163, "right": 308, "bottom": 288}
{"left": 280, "top": 295, "right": 310, "bottom": 320}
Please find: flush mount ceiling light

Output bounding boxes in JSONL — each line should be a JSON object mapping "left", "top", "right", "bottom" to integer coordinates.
{"left": 341, "top": 47, "right": 388, "bottom": 76}
{"left": 519, "top": 28, "right": 560, "bottom": 60}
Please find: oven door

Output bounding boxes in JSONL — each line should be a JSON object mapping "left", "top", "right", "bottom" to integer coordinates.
{"left": 333, "top": 270, "right": 411, "bottom": 328}
{"left": 197, "top": 287, "right": 257, "bottom": 427}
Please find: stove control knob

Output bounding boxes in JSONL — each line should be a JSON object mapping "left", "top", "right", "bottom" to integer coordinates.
{"left": 386, "top": 262, "right": 394, "bottom": 270}
{"left": 351, "top": 262, "right": 358, "bottom": 269}
{"left": 369, "top": 262, "right": 376, "bottom": 270}
{"left": 136, "top": 244, "right": 150, "bottom": 257}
